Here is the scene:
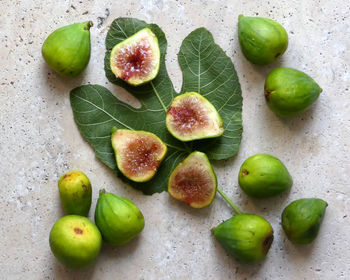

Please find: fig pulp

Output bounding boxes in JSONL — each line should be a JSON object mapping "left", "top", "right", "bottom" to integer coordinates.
{"left": 238, "top": 154, "right": 292, "bottom": 198}
{"left": 166, "top": 92, "right": 224, "bottom": 142}
{"left": 49, "top": 215, "right": 102, "bottom": 269}
{"left": 42, "top": 21, "right": 92, "bottom": 77}
{"left": 111, "top": 128, "right": 167, "bottom": 182}
{"left": 168, "top": 151, "right": 217, "bottom": 208}
{"left": 110, "top": 28, "right": 160, "bottom": 86}
{"left": 264, "top": 67, "right": 322, "bottom": 117}
{"left": 95, "top": 190, "right": 145, "bottom": 246}
{"left": 212, "top": 214, "right": 274, "bottom": 263}
{"left": 282, "top": 198, "right": 328, "bottom": 244}
{"left": 58, "top": 170, "right": 92, "bottom": 216}
{"left": 238, "top": 15, "right": 288, "bottom": 65}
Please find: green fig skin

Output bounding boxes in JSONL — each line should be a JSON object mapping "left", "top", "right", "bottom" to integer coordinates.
{"left": 265, "top": 67, "right": 322, "bottom": 117}
{"left": 95, "top": 190, "right": 145, "bottom": 246}
{"left": 58, "top": 170, "right": 92, "bottom": 216}
{"left": 238, "top": 15, "right": 288, "bottom": 65}
{"left": 42, "top": 21, "right": 92, "bottom": 77}
{"left": 49, "top": 215, "right": 102, "bottom": 269}
{"left": 238, "top": 154, "right": 292, "bottom": 198}
{"left": 282, "top": 198, "right": 328, "bottom": 244}
{"left": 213, "top": 214, "right": 274, "bottom": 263}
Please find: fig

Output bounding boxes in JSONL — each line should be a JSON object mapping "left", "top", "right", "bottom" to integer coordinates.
{"left": 58, "top": 170, "right": 92, "bottom": 216}
{"left": 111, "top": 128, "right": 167, "bottom": 182}
{"left": 238, "top": 15, "right": 288, "bottom": 65}
{"left": 282, "top": 198, "right": 328, "bottom": 244}
{"left": 94, "top": 190, "right": 145, "bottom": 246}
{"left": 166, "top": 92, "right": 224, "bottom": 142}
{"left": 238, "top": 154, "right": 292, "bottom": 198}
{"left": 168, "top": 151, "right": 217, "bottom": 208}
{"left": 110, "top": 28, "right": 160, "bottom": 86}
{"left": 49, "top": 215, "right": 102, "bottom": 269}
{"left": 264, "top": 67, "right": 322, "bottom": 117}
{"left": 42, "top": 21, "right": 92, "bottom": 77}
{"left": 212, "top": 214, "right": 274, "bottom": 263}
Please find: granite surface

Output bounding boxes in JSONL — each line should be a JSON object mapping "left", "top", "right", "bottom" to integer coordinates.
{"left": 1, "top": 0, "right": 349, "bottom": 279}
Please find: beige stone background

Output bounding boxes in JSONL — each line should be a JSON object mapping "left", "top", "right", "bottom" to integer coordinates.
{"left": 1, "top": 0, "right": 349, "bottom": 279}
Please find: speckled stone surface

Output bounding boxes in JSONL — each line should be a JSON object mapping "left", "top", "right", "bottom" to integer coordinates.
{"left": 1, "top": 0, "right": 349, "bottom": 279}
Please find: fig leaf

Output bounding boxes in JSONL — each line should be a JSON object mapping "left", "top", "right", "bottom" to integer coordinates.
{"left": 70, "top": 18, "right": 242, "bottom": 195}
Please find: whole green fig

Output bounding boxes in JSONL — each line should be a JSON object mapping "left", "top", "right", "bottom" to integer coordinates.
{"left": 58, "top": 170, "right": 92, "bottom": 216}
{"left": 42, "top": 21, "right": 92, "bottom": 77}
{"left": 265, "top": 67, "right": 322, "bottom": 117}
{"left": 212, "top": 214, "right": 274, "bottom": 263}
{"left": 49, "top": 215, "right": 102, "bottom": 269}
{"left": 238, "top": 154, "right": 292, "bottom": 198}
{"left": 95, "top": 190, "right": 145, "bottom": 246}
{"left": 282, "top": 198, "right": 328, "bottom": 244}
{"left": 238, "top": 15, "right": 288, "bottom": 65}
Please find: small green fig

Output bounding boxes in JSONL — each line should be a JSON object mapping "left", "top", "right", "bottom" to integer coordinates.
{"left": 49, "top": 215, "right": 102, "bottom": 269}
{"left": 58, "top": 170, "right": 92, "bottom": 216}
{"left": 42, "top": 21, "right": 92, "bottom": 77}
{"left": 265, "top": 67, "right": 322, "bottom": 117}
{"left": 282, "top": 198, "right": 328, "bottom": 244}
{"left": 95, "top": 190, "right": 145, "bottom": 246}
{"left": 212, "top": 214, "right": 274, "bottom": 263}
{"left": 238, "top": 15, "right": 288, "bottom": 65}
{"left": 238, "top": 154, "right": 292, "bottom": 198}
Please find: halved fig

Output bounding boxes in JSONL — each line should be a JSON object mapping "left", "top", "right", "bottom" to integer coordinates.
{"left": 109, "top": 28, "right": 160, "bottom": 86}
{"left": 111, "top": 128, "right": 167, "bottom": 182}
{"left": 168, "top": 151, "right": 217, "bottom": 208}
{"left": 166, "top": 92, "right": 224, "bottom": 142}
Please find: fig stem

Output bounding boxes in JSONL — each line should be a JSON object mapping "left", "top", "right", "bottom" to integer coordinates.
{"left": 99, "top": 189, "right": 106, "bottom": 197}
{"left": 217, "top": 187, "right": 242, "bottom": 215}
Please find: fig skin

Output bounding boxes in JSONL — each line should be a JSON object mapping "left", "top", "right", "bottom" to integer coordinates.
{"left": 168, "top": 151, "right": 217, "bottom": 208}
{"left": 58, "top": 170, "right": 92, "bottom": 216}
{"left": 238, "top": 15, "right": 288, "bottom": 65}
{"left": 49, "top": 215, "right": 102, "bottom": 269}
{"left": 42, "top": 21, "right": 92, "bottom": 77}
{"left": 265, "top": 67, "right": 322, "bottom": 117}
{"left": 238, "top": 154, "right": 292, "bottom": 198}
{"left": 94, "top": 190, "right": 145, "bottom": 246}
{"left": 212, "top": 214, "right": 274, "bottom": 263}
{"left": 282, "top": 198, "right": 328, "bottom": 244}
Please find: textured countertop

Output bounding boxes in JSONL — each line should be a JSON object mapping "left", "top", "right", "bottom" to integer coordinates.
{"left": 1, "top": 0, "right": 349, "bottom": 279}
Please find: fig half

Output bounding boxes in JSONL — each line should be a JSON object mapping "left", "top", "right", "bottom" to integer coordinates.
{"left": 110, "top": 28, "right": 160, "bottom": 86}
{"left": 111, "top": 128, "right": 167, "bottom": 182}
{"left": 168, "top": 151, "right": 217, "bottom": 208}
{"left": 166, "top": 92, "right": 224, "bottom": 142}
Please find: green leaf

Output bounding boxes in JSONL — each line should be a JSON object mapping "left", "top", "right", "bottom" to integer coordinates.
{"left": 70, "top": 18, "right": 242, "bottom": 195}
